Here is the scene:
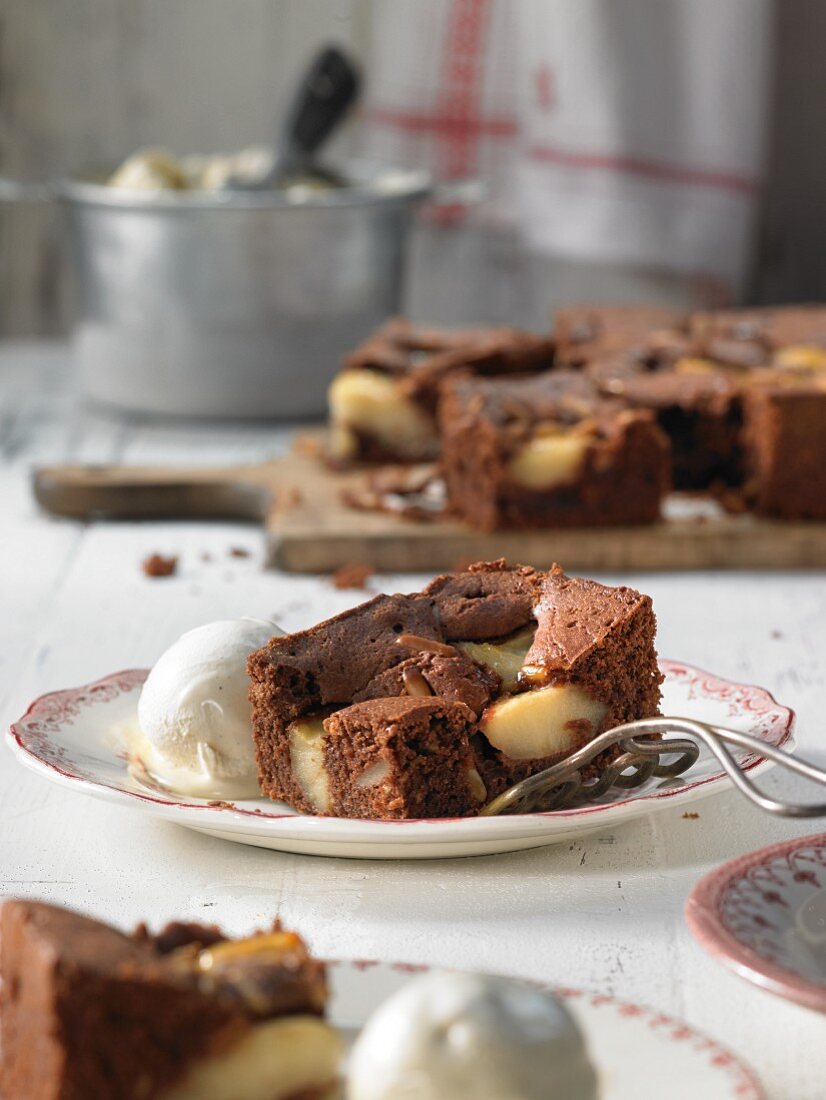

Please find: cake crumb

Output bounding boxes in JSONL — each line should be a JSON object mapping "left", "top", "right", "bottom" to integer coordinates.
{"left": 229, "top": 546, "right": 251, "bottom": 558}
{"left": 331, "top": 562, "right": 375, "bottom": 590}
{"left": 682, "top": 811, "right": 700, "bottom": 820}
{"left": 342, "top": 464, "right": 445, "bottom": 522}
{"left": 142, "top": 553, "right": 178, "bottom": 578}
{"left": 207, "top": 800, "right": 237, "bottom": 810}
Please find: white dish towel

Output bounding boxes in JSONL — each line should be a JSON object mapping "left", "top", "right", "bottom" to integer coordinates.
{"left": 359, "top": 0, "right": 773, "bottom": 295}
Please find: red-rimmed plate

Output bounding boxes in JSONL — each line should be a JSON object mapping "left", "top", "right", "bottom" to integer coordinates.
{"left": 7, "top": 660, "right": 793, "bottom": 860}
{"left": 332, "top": 960, "right": 764, "bottom": 1098}
{"left": 687, "top": 833, "right": 826, "bottom": 1014}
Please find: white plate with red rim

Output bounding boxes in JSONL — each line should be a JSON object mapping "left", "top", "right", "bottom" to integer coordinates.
{"left": 329, "top": 959, "right": 763, "bottom": 1098}
{"left": 686, "top": 831, "right": 826, "bottom": 1014}
{"left": 8, "top": 660, "right": 793, "bottom": 860}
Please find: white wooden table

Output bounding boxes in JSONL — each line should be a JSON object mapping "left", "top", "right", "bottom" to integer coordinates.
{"left": 3, "top": 342, "right": 826, "bottom": 1098}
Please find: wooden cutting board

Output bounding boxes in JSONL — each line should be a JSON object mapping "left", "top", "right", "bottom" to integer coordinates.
{"left": 33, "top": 439, "right": 826, "bottom": 573}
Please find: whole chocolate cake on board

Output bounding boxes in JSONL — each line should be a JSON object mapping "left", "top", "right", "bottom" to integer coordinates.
{"left": 248, "top": 560, "right": 662, "bottom": 820}
{"left": 327, "top": 316, "right": 555, "bottom": 466}
{"left": 438, "top": 370, "right": 671, "bottom": 530}
{"left": 0, "top": 899, "right": 342, "bottom": 1100}
{"left": 325, "top": 302, "right": 826, "bottom": 528}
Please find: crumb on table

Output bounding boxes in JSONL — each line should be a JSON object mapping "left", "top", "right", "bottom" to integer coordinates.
{"left": 229, "top": 546, "right": 251, "bottom": 558}
{"left": 330, "top": 562, "right": 376, "bottom": 590}
{"left": 142, "top": 553, "right": 178, "bottom": 578}
{"left": 682, "top": 811, "right": 700, "bottom": 820}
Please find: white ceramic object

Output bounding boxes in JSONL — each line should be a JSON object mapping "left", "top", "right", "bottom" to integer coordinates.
{"left": 328, "top": 960, "right": 763, "bottom": 1100}
{"left": 8, "top": 660, "right": 793, "bottom": 860}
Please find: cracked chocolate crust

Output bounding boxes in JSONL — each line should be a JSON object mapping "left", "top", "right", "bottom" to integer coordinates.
{"left": 554, "top": 303, "right": 688, "bottom": 366}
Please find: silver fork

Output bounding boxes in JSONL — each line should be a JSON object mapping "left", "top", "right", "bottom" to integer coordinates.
{"left": 480, "top": 717, "right": 826, "bottom": 818}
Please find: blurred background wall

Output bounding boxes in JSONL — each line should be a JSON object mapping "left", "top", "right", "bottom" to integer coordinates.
{"left": 0, "top": 0, "right": 824, "bottom": 335}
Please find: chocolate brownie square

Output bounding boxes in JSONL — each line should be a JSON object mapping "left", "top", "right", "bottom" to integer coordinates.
{"left": 740, "top": 375, "right": 826, "bottom": 519}
{"left": 321, "top": 697, "right": 485, "bottom": 818}
{"left": 438, "top": 371, "right": 670, "bottom": 530}
{"left": 0, "top": 900, "right": 339, "bottom": 1100}
{"left": 425, "top": 563, "right": 662, "bottom": 797}
{"left": 247, "top": 591, "right": 496, "bottom": 816}
{"left": 552, "top": 304, "right": 744, "bottom": 489}
{"left": 683, "top": 305, "right": 826, "bottom": 500}
{"left": 327, "top": 317, "right": 555, "bottom": 465}
{"left": 248, "top": 561, "right": 662, "bottom": 817}
{"left": 586, "top": 353, "right": 743, "bottom": 490}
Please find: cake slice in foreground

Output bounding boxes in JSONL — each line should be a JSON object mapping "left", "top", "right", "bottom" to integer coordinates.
{"left": 0, "top": 900, "right": 342, "bottom": 1100}
{"left": 248, "top": 561, "right": 662, "bottom": 818}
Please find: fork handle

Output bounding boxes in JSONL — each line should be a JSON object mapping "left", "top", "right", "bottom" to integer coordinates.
{"left": 625, "top": 717, "right": 826, "bottom": 819}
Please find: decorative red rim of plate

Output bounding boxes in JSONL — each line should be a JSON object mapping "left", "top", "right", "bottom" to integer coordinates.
{"left": 331, "top": 960, "right": 763, "bottom": 1098}
{"left": 8, "top": 660, "right": 794, "bottom": 825}
{"left": 686, "top": 832, "right": 826, "bottom": 1014}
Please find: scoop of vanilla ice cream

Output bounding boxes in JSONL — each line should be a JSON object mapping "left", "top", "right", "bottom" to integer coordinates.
{"left": 347, "top": 972, "right": 599, "bottom": 1100}
{"left": 136, "top": 618, "right": 280, "bottom": 798}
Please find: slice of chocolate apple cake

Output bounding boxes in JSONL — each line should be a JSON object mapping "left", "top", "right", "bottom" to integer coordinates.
{"left": 0, "top": 899, "right": 342, "bottom": 1100}
{"left": 248, "top": 561, "right": 662, "bottom": 819}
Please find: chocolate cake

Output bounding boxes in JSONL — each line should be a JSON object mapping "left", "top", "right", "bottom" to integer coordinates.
{"left": 327, "top": 316, "right": 555, "bottom": 465}
{"left": 327, "top": 301, "right": 826, "bottom": 528}
{"left": 438, "top": 370, "right": 670, "bottom": 530}
{"left": 0, "top": 899, "right": 342, "bottom": 1100}
{"left": 248, "top": 560, "right": 662, "bottom": 818}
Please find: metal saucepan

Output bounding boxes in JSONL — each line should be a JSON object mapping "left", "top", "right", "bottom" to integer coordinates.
{"left": 0, "top": 166, "right": 478, "bottom": 419}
